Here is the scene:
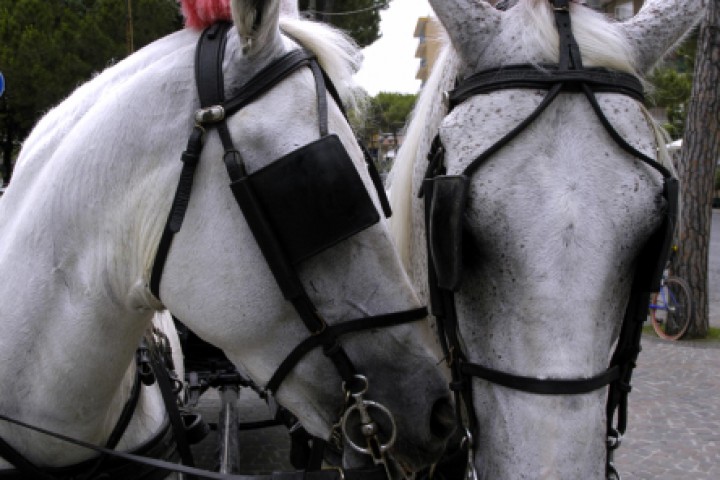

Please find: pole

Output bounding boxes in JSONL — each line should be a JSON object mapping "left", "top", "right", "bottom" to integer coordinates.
{"left": 126, "top": 0, "right": 134, "bottom": 55}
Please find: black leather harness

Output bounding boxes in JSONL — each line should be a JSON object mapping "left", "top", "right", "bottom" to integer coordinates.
{"left": 0, "top": 332, "right": 186, "bottom": 480}
{"left": 151, "top": 18, "right": 427, "bottom": 410}
{"left": 150, "top": 22, "right": 423, "bottom": 400}
{"left": 147, "top": 22, "right": 426, "bottom": 479}
{"left": 0, "top": 22, "right": 424, "bottom": 480}
{"left": 422, "top": 1, "right": 678, "bottom": 478}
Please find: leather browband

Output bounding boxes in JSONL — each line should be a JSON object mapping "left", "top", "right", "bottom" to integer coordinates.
{"left": 450, "top": 64, "right": 645, "bottom": 107}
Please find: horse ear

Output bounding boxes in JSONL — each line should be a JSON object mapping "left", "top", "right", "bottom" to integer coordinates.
{"left": 429, "top": 0, "right": 502, "bottom": 66}
{"left": 231, "top": 0, "right": 282, "bottom": 55}
{"left": 620, "top": 0, "right": 705, "bottom": 74}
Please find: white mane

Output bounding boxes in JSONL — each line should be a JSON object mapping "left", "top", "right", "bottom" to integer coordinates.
{"left": 280, "top": 17, "right": 365, "bottom": 112}
{"left": 387, "top": 44, "right": 458, "bottom": 269}
{"left": 503, "top": 0, "right": 637, "bottom": 74}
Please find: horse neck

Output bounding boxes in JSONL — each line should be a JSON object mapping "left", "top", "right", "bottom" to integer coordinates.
{"left": 0, "top": 31, "right": 199, "bottom": 466}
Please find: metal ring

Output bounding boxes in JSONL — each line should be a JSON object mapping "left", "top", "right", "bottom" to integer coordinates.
{"left": 340, "top": 400, "right": 397, "bottom": 455}
{"left": 460, "top": 428, "right": 474, "bottom": 449}
{"left": 322, "top": 466, "right": 345, "bottom": 480}
{"left": 607, "top": 429, "right": 622, "bottom": 450}
{"left": 342, "top": 374, "right": 369, "bottom": 396}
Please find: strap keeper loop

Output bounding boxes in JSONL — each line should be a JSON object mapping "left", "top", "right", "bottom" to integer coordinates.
{"left": 449, "top": 379, "right": 468, "bottom": 392}
{"left": 181, "top": 151, "right": 199, "bottom": 165}
{"left": 322, "top": 339, "right": 342, "bottom": 357}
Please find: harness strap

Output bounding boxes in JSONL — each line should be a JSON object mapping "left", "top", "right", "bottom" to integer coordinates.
{"left": 422, "top": 179, "right": 479, "bottom": 436}
{"left": 150, "top": 127, "right": 204, "bottom": 298}
{"left": 0, "top": 412, "right": 385, "bottom": 480}
{"left": 143, "top": 335, "right": 197, "bottom": 473}
{"left": 0, "top": 438, "right": 55, "bottom": 480}
{"left": 462, "top": 83, "right": 563, "bottom": 177}
{"left": 265, "top": 307, "right": 428, "bottom": 393}
{"left": 553, "top": 0, "right": 583, "bottom": 69}
{"left": 449, "top": 65, "right": 645, "bottom": 107}
{"left": 77, "top": 367, "right": 145, "bottom": 479}
{"left": 460, "top": 363, "right": 621, "bottom": 396}
{"left": 192, "top": 23, "right": 388, "bottom": 393}
{"left": 0, "top": 355, "right": 146, "bottom": 480}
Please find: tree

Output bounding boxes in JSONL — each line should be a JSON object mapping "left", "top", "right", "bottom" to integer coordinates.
{"left": 646, "top": 33, "right": 697, "bottom": 139}
{"left": 359, "top": 91, "right": 416, "bottom": 172}
{"left": 671, "top": 0, "right": 720, "bottom": 338}
{"left": 298, "top": 0, "right": 390, "bottom": 47}
{"left": 0, "top": 0, "right": 182, "bottom": 184}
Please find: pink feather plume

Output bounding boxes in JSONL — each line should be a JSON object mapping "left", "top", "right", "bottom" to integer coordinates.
{"left": 179, "top": 0, "right": 233, "bottom": 30}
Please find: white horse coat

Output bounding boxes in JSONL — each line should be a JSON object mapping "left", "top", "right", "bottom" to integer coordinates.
{"left": 0, "top": 0, "right": 454, "bottom": 474}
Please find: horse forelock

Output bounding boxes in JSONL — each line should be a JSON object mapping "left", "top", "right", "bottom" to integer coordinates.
{"left": 501, "top": 0, "right": 638, "bottom": 75}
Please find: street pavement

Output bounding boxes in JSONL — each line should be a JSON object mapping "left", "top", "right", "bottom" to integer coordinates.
{"left": 189, "top": 212, "right": 720, "bottom": 478}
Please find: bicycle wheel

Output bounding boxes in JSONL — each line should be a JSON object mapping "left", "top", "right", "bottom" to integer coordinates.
{"left": 650, "top": 276, "right": 692, "bottom": 340}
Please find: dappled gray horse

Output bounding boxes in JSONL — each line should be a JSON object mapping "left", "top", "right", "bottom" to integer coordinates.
{"left": 388, "top": 0, "right": 704, "bottom": 478}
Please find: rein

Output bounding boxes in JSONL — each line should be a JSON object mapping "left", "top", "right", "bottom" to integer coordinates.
{"left": 0, "top": 331, "right": 185, "bottom": 480}
{"left": 423, "top": 1, "right": 678, "bottom": 479}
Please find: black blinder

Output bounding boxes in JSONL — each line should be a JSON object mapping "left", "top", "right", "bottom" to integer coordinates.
{"left": 634, "top": 176, "right": 679, "bottom": 293}
{"left": 237, "top": 134, "right": 380, "bottom": 265}
{"left": 424, "top": 175, "right": 470, "bottom": 291}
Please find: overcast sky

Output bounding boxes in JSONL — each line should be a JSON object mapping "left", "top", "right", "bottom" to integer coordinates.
{"left": 353, "top": 0, "right": 433, "bottom": 95}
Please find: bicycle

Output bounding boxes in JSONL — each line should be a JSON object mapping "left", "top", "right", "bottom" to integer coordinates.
{"left": 648, "top": 269, "right": 692, "bottom": 341}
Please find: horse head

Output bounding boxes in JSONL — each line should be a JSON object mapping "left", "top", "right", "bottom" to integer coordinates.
{"left": 388, "top": 0, "right": 704, "bottom": 477}
{"left": 0, "top": 0, "right": 454, "bottom": 475}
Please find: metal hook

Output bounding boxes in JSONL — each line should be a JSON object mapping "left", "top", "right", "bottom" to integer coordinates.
{"left": 340, "top": 375, "right": 397, "bottom": 472}
{"left": 461, "top": 429, "right": 479, "bottom": 480}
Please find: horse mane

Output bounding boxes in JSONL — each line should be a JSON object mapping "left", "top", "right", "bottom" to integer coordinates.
{"left": 387, "top": 0, "right": 675, "bottom": 271}
{"left": 387, "top": 43, "right": 458, "bottom": 270}
{"left": 508, "top": 0, "right": 638, "bottom": 74}
{"left": 279, "top": 17, "right": 365, "bottom": 112}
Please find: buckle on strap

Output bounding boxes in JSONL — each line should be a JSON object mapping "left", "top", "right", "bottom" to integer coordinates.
{"left": 194, "top": 105, "right": 225, "bottom": 125}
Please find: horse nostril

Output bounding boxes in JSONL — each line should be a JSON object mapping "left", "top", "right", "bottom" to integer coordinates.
{"left": 429, "top": 397, "right": 457, "bottom": 440}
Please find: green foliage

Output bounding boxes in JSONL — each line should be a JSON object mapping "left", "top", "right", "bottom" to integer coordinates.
{"left": 645, "top": 32, "right": 698, "bottom": 140}
{"left": 0, "top": 0, "right": 182, "bottom": 181}
{"left": 298, "top": 0, "right": 390, "bottom": 47}
{"left": 371, "top": 92, "right": 417, "bottom": 133}
{"left": 355, "top": 91, "right": 417, "bottom": 172}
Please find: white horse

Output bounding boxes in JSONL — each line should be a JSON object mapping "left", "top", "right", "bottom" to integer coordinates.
{"left": 0, "top": 1, "right": 455, "bottom": 476}
{"left": 388, "top": 0, "right": 704, "bottom": 478}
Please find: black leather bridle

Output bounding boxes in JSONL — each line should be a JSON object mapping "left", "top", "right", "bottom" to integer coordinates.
{"left": 422, "top": 1, "right": 678, "bottom": 479}
{"left": 149, "top": 21, "right": 430, "bottom": 478}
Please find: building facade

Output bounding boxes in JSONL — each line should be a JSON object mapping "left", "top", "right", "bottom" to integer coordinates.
{"left": 414, "top": 16, "right": 444, "bottom": 86}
